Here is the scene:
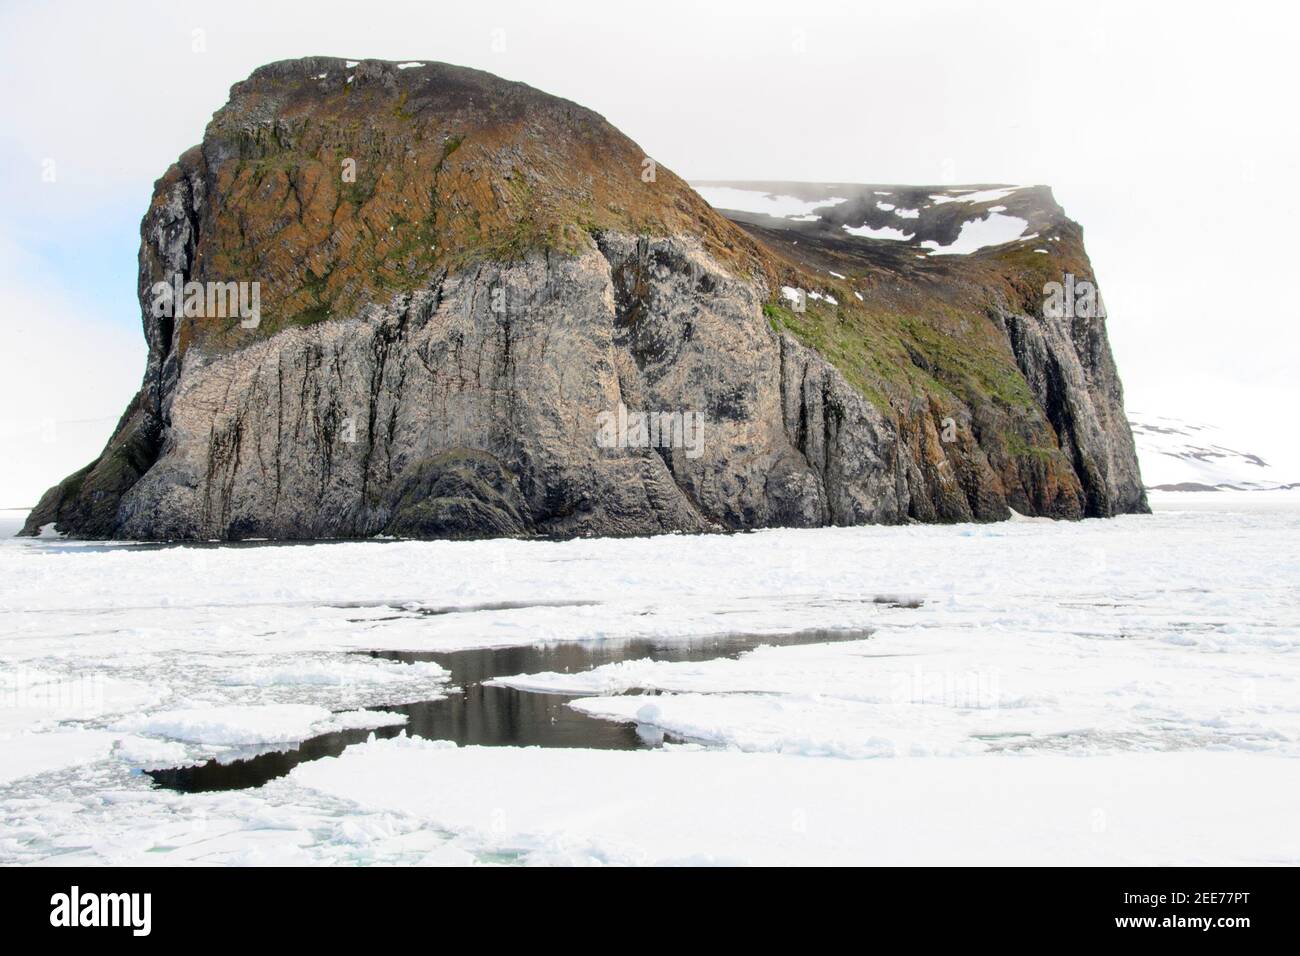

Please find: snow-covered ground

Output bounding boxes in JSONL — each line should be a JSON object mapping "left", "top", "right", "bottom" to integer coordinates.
{"left": 1130, "top": 415, "right": 1298, "bottom": 491}
{"left": 691, "top": 186, "right": 848, "bottom": 220}
{"left": 1, "top": 494, "right": 1298, "bottom": 865}
{"left": 693, "top": 181, "right": 1037, "bottom": 255}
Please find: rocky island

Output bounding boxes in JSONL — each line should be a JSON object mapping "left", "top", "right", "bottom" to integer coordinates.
{"left": 23, "top": 57, "right": 1146, "bottom": 540}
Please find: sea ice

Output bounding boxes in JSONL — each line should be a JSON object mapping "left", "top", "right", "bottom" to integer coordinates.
{"left": 1, "top": 495, "right": 1297, "bottom": 864}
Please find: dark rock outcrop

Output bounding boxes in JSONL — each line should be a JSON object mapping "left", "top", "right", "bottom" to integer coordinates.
{"left": 23, "top": 58, "right": 1145, "bottom": 540}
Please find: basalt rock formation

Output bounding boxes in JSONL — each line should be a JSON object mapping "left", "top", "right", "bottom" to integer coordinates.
{"left": 23, "top": 57, "right": 1146, "bottom": 540}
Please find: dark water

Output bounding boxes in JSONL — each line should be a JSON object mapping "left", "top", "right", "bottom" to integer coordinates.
{"left": 146, "top": 628, "right": 872, "bottom": 793}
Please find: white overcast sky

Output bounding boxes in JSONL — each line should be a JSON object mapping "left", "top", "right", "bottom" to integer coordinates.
{"left": 1, "top": 0, "right": 1297, "bottom": 505}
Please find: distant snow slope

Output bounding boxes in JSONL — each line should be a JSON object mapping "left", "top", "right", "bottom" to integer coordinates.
{"left": 1130, "top": 414, "right": 1298, "bottom": 491}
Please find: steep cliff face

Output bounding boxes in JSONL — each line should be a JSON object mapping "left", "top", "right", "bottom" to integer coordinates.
{"left": 23, "top": 58, "right": 1145, "bottom": 540}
